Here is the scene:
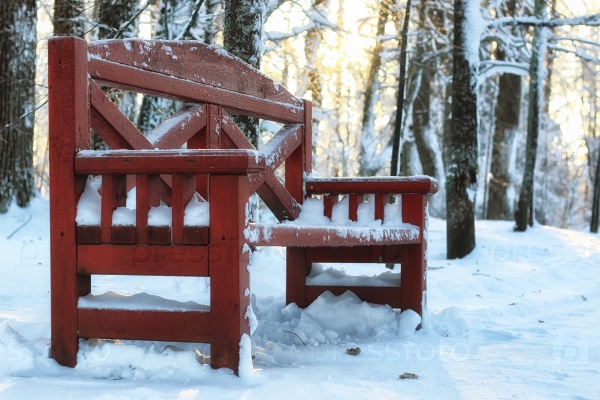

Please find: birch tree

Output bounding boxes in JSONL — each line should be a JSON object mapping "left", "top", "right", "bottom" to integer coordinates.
{"left": 0, "top": 0, "right": 37, "bottom": 212}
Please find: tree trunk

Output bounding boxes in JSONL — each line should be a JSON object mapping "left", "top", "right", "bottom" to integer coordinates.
{"left": 515, "top": 0, "right": 548, "bottom": 231}
{"left": 591, "top": 141, "right": 600, "bottom": 233}
{"left": 486, "top": 0, "right": 521, "bottom": 220}
{"left": 94, "top": 0, "right": 139, "bottom": 39}
{"left": 390, "top": 0, "right": 412, "bottom": 176}
{"left": 224, "top": 0, "right": 266, "bottom": 148}
{"left": 0, "top": 0, "right": 37, "bottom": 212}
{"left": 359, "top": 2, "right": 389, "bottom": 177}
{"left": 53, "top": 0, "right": 85, "bottom": 36}
{"left": 445, "top": 0, "right": 479, "bottom": 259}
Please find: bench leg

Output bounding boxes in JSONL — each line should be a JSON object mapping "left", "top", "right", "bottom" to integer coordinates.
{"left": 208, "top": 175, "right": 251, "bottom": 375}
{"left": 400, "top": 194, "right": 427, "bottom": 317}
{"left": 286, "top": 248, "right": 309, "bottom": 307}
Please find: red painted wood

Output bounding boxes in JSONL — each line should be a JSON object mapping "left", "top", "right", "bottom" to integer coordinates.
{"left": 399, "top": 195, "right": 427, "bottom": 314}
{"left": 348, "top": 194, "right": 365, "bottom": 222}
{"left": 101, "top": 175, "right": 126, "bottom": 243}
{"left": 135, "top": 174, "right": 160, "bottom": 243}
{"left": 305, "top": 177, "right": 439, "bottom": 195}
{"left": 89, "top": 58, "right": 304, "bottom": 124}
{"left": 247, "top": 224, "right": 421, "bottom": 247}
{"left": 306, "top": 246, "right": 407, "bottom": 264}
{"left": 286, "top": 248, "right": 309, "bottom": 308}
{"left": 48, "top": 36, "right": 89, "bottom": 367}
{"left": 77, "top": 225, "right": 101, "bottom": 244}
{"left": 150, "top": 105, "right": 207, "bottom": 149}
{"left": 75, "top": 150, "right": 265, "bottom": 175}
{"left": 90, "top": 81, "right": 151, "bottom": 150}
{"left": 147, "top": 226, "right": 172, "bottom": 244}
{"left": 78, "top": 308, "right": 210, "bottom": 342}
{"left": 172, "top": 174, "right": 196, "bottom": 244}
{"left": 111, "top": 225, "right": 136, "bottom": 244}
{"left": 305, "top": 286, "right": 401, "bottom": 309}
{"left": 323, "top": 195, "right": 338, "bottom": 219}
{"left": 183, "top": 226, "right": 210, "bottom": 245}
{"left": 87, "top": 40, "right": 302, "bottom": 107}
{"left": 77, "top": 244, "right": 209, "bottom": 276}
{"left": 303, "top": 100, "right": 313, "bottom": 175}
{"left": 374, "top": 194, "right": 390, "bottom": 222}
{"left": 256, "top": 175, "right": 302, "bottom": 221}
{"left": 208, "top": 175, "right": 251, "bottom": 374}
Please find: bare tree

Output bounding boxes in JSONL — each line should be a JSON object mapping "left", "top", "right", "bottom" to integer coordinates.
{"left": 53, "top": 0, "right": 85, "bottom": 36}
{"left": 223, "top": 0, "right": 266, "bottom": 148}
{"left": 445, "top": 0, "right": 481, "bottom": 258}
{"left": 0, "top": 0, "right": 37, "bottom": 212}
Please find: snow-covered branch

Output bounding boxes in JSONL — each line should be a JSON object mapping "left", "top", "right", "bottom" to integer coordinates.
{"left": 488, "top": 13, "right": 600, "bottom": 29}
{"left": 548, "top": 44, "right": 600, "bottom": 65}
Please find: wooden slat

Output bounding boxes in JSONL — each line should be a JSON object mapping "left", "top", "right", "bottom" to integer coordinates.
{"left": 101, "top": 175, "right": 126, "bottom": 243}
{"left": 400, "top": 194, "right": 427, "bottom": 315}
{"left": 48, "top": 36, "right": 90, "bottom": 367}
{"left": 90, "top": 81, "right": 153, "bottom": 150}
{"left": 149, "top": 104, "right": 207, "bottom": 149}
{"left": 306, "top": 246, "right": 407, "bottom": 264}
{"left": 374, "top": 194, "right": 390, "bottom": 222}
{"left": 305, "top": 286, "right": 401, "bottom": 309}
{"left": 75, "top": 149, "right": 266, "bottom": 175}
{"left": 172, "top": 174, "right": 196, "bottom": 244}
{"left": 78, "top": 308, "right": 210, "bottom": 343}
{"left": 247, "top": 224, "right": 421, "bottom": 247}
{"left": 256, "top": 177, "right": 302, "bottom": 221}
{"left": 77, "top": 244, "right": 209, "bottom": 276}
{"left": 306, "top": 177, "right": 439, "bottom": 195}
{"left": 89, "top": 58, "right": 304, "bottom": 123}
{"left": 323, "top": 195, "right": 338, "bottom": 220}
{"left": 348, "top": 194, "right": 364, "bottom": 222}
{"left": 136, "top": 174, "right": 161, "bottom": 243}
{"left": 87, "top": 39, "right": 302, "bottom": 107}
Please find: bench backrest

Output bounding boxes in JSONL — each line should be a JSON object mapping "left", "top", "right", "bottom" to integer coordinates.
{"left": 49, "top": 37, "right": 312, "bottom": 230}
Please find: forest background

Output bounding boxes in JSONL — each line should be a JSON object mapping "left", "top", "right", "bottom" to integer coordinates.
{"left": 1, "top": 0, "right": 600, "bottom": 259}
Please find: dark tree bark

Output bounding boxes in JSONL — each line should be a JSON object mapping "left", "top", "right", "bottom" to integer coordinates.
{"left": 445, "top": 0, "right": 479, "bottom": 258}
{"left": 486, "top": 0, "right": 522, "bottom": 220}
{"left": 94, "top": 0, "right": 139, "bottom": 39}
{"left": 390, "top": 0, "right": 412, "bottom": 176}
{"left": 592, "top": 141, "right": 600, "bottom": 233}
{"left": 223, "top": 0, "right": 266, "bottom": 148}
{"left": 53, "top": 0, "right": 85, "bottom": 36}
{"left": 0, "top": 0, "right": 37, "bottom": 212}
{"left": 515, "top": 0, "right": 548, "bottom": 231}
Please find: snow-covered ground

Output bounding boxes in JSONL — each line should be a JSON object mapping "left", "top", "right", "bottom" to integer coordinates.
{"left": 0, "top": 197, "right": 599, "bottom": 399}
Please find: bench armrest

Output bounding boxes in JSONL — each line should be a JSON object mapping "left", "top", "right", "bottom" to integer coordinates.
{"left": 305, "top": 176, "right": 438, "bottom": 195}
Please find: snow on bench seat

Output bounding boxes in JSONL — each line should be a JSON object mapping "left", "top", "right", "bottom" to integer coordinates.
{"left": 245, "top": 223, "right": 421, "bottom": 247}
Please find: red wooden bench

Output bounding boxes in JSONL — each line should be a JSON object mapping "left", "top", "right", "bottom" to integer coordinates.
{"left": 48, "top": 37, "right": 437, "bottom": 375}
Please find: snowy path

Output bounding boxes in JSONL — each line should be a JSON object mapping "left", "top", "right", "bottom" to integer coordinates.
{"left": 0, "top": 199, "right": 598, "bottom": 399}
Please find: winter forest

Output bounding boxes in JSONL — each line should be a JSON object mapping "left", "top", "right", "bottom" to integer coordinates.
{"left": 2, "top": 0, "right": 600, "bottom": 258}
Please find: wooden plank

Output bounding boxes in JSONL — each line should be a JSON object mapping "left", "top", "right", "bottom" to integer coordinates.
{"left": 286, "top": 248, "right": 309, "bottom": 307}
{"left": 89, "top": 58, "right": 304, "bottom": 124}
{"left": 305, "top": 286, "right": 401, "bottom": 309}
{"left": 87, "top": 39, "right": 302, "bottom": 107}
{"left": 78, "top": 308, "right": 210, "bottom": 343}
{"left": 248, "top": 124, "right": 302, "bottom": 193}
{"left": 256, "top": 176, "right": 302, "bottom": 221}
{"left": 48, "top": 36, "right": 89, "bottom": 367}
{"left": 246, "top": 224, "right": 421, "bottom": 247}
{"left": 75, "top": 149, "right": 265, "bottom": 175}
{"left": 323, "top": 195, "right": 338, "bottom": 220}
{"left": 306, "top": 246, "right": 407, "bottom": 264}
{"left": 305, "top": 177, "right": 439, "bottom": 195}
{"left": 89, "top": 81, "right": 152, "bottom": 150}
{"left": 147, "top": 226, "right": 172, "bottom": 244}
{"left": 77, "top": 225, "right": 101, "bottom": 244}
{"left": 172, "top": 174, "right": 196, "bottom": 244}
{"left": 303, "top": 99, "right": 313, "bottom": 175}
{"left": 150, "top": 104, "right": 207, "bottom": 149}
{"left": 136, "top": 175, "right": 161, "bottom": 243}
{"left": 348, "top": 194, "right": 365, "bottom": 222}
{"left": 77, "top": 244, "right": 209, "bottom": 276}
{"left": 208, "top": 175, "right": 251, "bottom": 374}
{"left": 374, "top": 194, "right": 390, "bottom": 222}
{"left": 400, "top": 194, "right": 427, "bottom": 315}
{"left": 101, "top": 175, "right": 126, "bottom": 243}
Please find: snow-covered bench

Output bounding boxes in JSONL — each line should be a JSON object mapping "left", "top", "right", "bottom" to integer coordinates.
{"left": 48, "top": 36, "right": 437, "bottom": 376}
